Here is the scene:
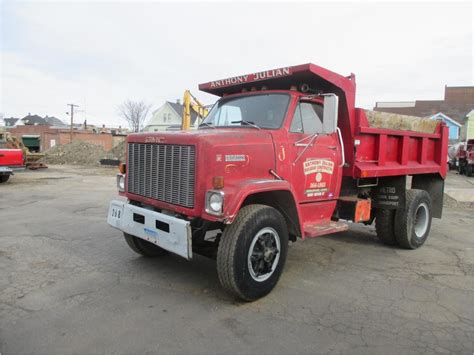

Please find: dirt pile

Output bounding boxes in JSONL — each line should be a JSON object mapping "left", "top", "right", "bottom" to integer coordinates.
{"left": 41, "top": 141, "right": 125, "bottom": 166}
{"left": 365, "top": 110, "right": 439, "bottom": 133}
{"left": 108, "top": 140, "right": 126, "bottom": 161}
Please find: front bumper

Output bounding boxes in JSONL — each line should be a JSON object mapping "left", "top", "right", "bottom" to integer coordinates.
{"left": 0, "top": 166, "right": 25, "bottom": 174}
{"left": 107, "top": 200, "right": 192, "bottom": 259}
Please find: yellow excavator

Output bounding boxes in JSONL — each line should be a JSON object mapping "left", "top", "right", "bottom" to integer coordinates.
{"left": 181, "top": 90, "right": 209, "bottom": 130}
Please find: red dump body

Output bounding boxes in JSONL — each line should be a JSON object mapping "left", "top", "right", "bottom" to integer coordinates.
{"left": 199, "top": 63, "right": 448, "bottom": 180}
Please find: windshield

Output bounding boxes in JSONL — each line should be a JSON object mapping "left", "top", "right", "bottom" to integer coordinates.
{"left": 201, "top": 94, "right": 290, "bottom": 129}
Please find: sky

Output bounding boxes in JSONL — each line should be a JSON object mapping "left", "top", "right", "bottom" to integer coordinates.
{"left": 0, "top": 0, "right": 473, "bottom": 128}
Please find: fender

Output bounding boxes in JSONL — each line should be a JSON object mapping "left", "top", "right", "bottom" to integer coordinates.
{"left": 222, "top": 179, "right": 304, "bottom": 237}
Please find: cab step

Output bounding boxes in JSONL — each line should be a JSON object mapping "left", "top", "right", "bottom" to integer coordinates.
{"left": 303, "top": 220, "right": 349, "bottom": 238}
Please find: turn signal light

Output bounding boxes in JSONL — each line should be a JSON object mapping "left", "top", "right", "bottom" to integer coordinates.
{"left": 119, "top": 163, "right": 126, "bottom": 174}
{"left": 212, "top": 176, "right": 224, "bottom": 189}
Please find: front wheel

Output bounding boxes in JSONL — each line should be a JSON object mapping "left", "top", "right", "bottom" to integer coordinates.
{"left": 217, "top": 204, "right": 289, "bottom": 301}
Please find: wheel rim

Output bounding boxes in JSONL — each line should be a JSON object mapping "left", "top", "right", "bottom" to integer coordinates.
{"left": 414, "top": 202, "right": 429, "bottom": 238}
{"left": 247, "top": 227, "right": 281, "bottom": 282}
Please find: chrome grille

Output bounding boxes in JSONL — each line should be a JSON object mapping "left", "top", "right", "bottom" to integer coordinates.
{"left": 127, "top": 143, "right": 196, "bottom": 208}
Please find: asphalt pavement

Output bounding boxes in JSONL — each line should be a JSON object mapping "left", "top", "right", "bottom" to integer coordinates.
{"left": 1, "top": 166, "right": 473, "bottom": 354}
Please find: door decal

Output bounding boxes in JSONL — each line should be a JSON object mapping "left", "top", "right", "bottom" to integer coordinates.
{"left": 303, "top": 158, "right": 334, "bottom": 197}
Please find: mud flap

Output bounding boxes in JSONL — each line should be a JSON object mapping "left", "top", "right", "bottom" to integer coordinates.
{"left": 412, "top": 174, "right": 444, "bottom": 218}
{"left": 373, "top": 176, "right": 406, "bottom": 211}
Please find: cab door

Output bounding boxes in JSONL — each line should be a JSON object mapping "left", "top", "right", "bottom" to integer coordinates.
{"left": 287, "top": 100, "right": 342, "bottom": 203}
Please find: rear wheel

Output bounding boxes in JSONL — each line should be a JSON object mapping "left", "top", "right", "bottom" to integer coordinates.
{"left": 375, "top": 209, "right": 397, "bottom": 246}
{"left": 466, "top": 164, "right": 473, "bottom": 177}
{"left": 394, "top": 190, "right": 432, "bottom": 249}
{"left": 217, "top": 204, "right": 289, "bottom": 301}
{"left": 123, "top": 233, "right": 169, "bottom": 257}
{"left": 0, "top": 174, "right": 10, "bottom": 183}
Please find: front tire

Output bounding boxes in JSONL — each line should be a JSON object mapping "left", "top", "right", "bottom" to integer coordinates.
{"left": 217, "top": 204, "right": 289, "bottom": 301}
{"left": 394, "top": 190, "right": 432, "bottom": 249}
{"left": 123, "top": 233, "right": 169, "bottom": 257}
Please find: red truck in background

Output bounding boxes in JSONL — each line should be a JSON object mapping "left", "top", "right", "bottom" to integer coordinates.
{"left": 108, "top": 63, "right": 448, "bottom": 301}
{"left": 0, "top": 148, "right": 24, "bottom": 183}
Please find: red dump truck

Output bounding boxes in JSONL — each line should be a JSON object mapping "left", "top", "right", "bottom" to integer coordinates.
{"left": 108, "top": 64, "right": 448, "bottom": 300}
{"left": 0, "top": 148, "right": 24, "bottom": 183}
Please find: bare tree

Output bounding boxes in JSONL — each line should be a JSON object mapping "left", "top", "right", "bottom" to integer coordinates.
{"left": 119, "top": 100, "right": 151, "bottom": 132}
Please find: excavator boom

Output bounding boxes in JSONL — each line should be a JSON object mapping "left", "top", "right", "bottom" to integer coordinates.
{"left": 181, "top": 90, "right": 209, "bottom": 130}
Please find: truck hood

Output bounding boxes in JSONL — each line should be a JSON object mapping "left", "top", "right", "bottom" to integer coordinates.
{"left": 128, "top": 128, "right": 277, "bottom": 187}
{"left": 128, "top": 128, "right": 274, "bottom": 147}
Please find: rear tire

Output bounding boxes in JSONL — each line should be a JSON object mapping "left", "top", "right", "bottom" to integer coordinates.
{"left": 375, "top": 209, "right": 397, "bottom": 246}
{"left": 394, "top": 189, "right": 432, "bottom": 249}
{"left": 123, "top": 233, "right": 169, "bottom": 257}
{"left": 0, "top": 174, "right": 10, "bottom": 183}
{"left": 466, "top": 164, "right": 473, "bottom": 177}
{"left": 217, "top": 204, "right": 289, "bottom": 301}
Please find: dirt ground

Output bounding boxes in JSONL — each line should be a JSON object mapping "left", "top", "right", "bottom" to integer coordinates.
{"left": 1, "top": 166, "right": 474, "bottom": 354}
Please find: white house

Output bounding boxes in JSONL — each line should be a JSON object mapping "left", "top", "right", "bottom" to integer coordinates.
{"left": 144, "top": 101, "right": 199, "bottom": 132}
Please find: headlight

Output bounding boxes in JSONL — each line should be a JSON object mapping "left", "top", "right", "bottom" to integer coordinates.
{"left": 117, "top": 174, "right": 125, "bottom": 192}
{"left": 205, "top": 190, "right": 224, "bottom": 215}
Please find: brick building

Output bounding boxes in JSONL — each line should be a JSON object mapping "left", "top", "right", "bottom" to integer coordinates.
{"left": 7, "top": 125, "right": 124, "bottom": 152}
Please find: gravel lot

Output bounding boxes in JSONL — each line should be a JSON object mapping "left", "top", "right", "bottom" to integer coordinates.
{"left": 1, "top": 166, "right": 474, "bottom": 354}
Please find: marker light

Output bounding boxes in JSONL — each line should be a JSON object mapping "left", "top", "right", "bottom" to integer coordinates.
{"left": 212, "top": 176, "right": 224, "bottom": 189}
{"left": 119, "top": 163, "right": 126, "bottom": 174}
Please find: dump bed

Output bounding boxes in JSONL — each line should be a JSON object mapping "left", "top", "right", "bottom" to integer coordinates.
{"left": 353, "top": 109, "right": 448, "bottom": 179}
{"left": 200, "top": 63, "right": 448, "bottom": 180}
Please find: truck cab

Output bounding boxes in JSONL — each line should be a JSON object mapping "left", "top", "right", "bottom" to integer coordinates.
{"left": 108, "top": 64, "right": 448, "bottom": 301}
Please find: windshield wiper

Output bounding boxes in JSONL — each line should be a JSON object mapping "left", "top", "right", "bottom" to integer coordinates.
{"left": 198, "top": 122, "right": 216, "bottom": 129}
{"left": 231, "top": 120, "right": 262, "bottom": 130}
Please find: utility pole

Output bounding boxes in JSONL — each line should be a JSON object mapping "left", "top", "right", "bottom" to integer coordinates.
{"left": 67, "top": 104, "right": 79, "bottom": 143}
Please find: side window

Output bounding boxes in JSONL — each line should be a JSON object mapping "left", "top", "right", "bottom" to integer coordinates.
{"left": 290, "top": 102, "right": 324, "bottom": 135}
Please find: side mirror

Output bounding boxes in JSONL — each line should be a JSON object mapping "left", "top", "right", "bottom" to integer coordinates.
{"left": 322, "top": 94, "right": 339, "bottom": 134}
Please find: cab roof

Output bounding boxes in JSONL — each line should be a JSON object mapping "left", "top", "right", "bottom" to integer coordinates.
{"left": 198, "top": 63, "right": 356, "bottom": 98}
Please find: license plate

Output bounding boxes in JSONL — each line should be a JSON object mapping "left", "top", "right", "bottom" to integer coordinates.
{"left": 107, "top": 201, "right": 124, "bottom": 228}
{"left": 110, "top": 206, "right": 122, "bottom": 220}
